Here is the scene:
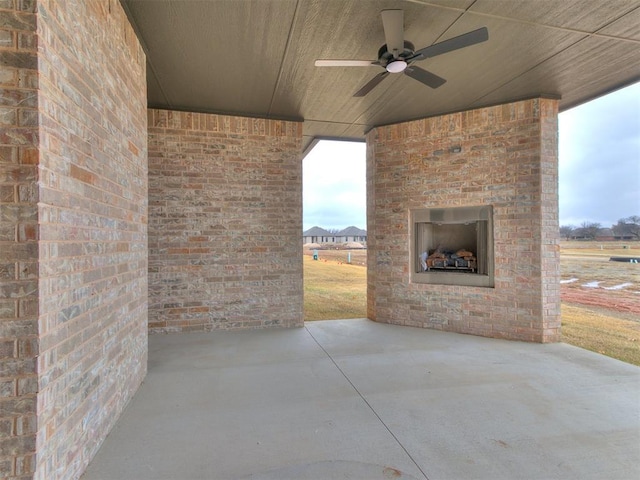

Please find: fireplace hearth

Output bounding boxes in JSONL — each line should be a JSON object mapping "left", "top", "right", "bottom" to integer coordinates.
{"left": 411, "top": 206, "right": 494, "bottom": 287}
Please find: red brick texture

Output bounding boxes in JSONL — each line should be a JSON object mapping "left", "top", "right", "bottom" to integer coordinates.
{"left": 0, "top": 1, "right": 39, "bottom": 477}
{"left": 367, "top": 98, "right": 561, "bottom": 343}
{"left": 0, "top": 0, "right": 148, "bottom": 478}
{"left": 148, "top": 109, "right": 303, "bottom": 332}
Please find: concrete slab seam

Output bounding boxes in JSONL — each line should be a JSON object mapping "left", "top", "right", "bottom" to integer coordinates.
{"left": 304, "top": 325, "right": 431, "bottom": 480}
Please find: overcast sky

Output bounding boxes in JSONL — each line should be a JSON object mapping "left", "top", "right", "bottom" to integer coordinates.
{"left": 558, "top": 82, "right": 640, "bottom": 227}
{"left": 303, "top": 140, "right": 367, "bottom": 231}
{"left": 303, "top": 82, "right": 640, "bottom": 231}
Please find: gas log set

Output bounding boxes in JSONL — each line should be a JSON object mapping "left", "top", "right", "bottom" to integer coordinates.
{"left": 419, "top": 247, "right": 477, "bottom": 272}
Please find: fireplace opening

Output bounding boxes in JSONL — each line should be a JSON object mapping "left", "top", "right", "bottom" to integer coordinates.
{"left": 411, "top": 205, "right": 494, "bottom": 287}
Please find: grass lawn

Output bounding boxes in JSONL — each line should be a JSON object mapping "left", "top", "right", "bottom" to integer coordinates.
{"left": 303, "top": 245, "right": 640, "bottom": 366}
{"left": 561, "top": 303, "right": 640, "bottom": 366}
{"left": 303, "top": 255, "right": 367, "bottom": 321}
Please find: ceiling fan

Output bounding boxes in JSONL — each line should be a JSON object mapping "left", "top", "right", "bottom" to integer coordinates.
{"left": 314, "top": 10, "right": 488, "bottom": 97}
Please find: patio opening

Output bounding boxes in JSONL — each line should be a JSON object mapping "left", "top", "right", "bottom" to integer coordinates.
{"left": 303, "top": 140, "right": 367, "bottom": 321}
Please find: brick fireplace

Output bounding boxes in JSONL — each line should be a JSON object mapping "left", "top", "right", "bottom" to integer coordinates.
{"left": 366, "top": 98, "right": 561, "bottom": 343}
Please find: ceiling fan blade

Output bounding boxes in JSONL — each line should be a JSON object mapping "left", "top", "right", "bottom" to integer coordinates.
{"left": 315, "top": 60, "right": 376, "bottom": 67}
{"left": 354, "top": 71, "right": 389, "bottom": 97}
{"left": 404, "top": 66, "right": 446, "bottom": 89}
{"left": 381, "top": 9, "right": 404, "bottom": 58}
{"left": 412, "top": 27, "right": 488, "bottom": 60}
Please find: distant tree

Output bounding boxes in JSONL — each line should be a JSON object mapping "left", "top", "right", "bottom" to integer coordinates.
{"left": 559, "top": 225, "right": 576, "bottom": 240}
{"left": 612, "top": 216, "right": 640, "bottom": 240}
{"left": 580, "top": 221, "right": 601, "bottom": 240}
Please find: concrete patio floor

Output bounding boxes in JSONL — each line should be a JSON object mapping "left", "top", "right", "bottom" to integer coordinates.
{"left": 82, "top": 319, "right": 640, "bottom": 480}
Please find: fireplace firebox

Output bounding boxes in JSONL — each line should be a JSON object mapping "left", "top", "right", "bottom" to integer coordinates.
{"left": 411, "top": 205, "right": 494, "bottom": 287}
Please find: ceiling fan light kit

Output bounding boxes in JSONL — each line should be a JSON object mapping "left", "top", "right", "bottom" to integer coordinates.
{"left": 386, "top": 60, "right": 407, "bottom": 73}
{"left": 314, "top": 9, "right": 489, "bottom": 96}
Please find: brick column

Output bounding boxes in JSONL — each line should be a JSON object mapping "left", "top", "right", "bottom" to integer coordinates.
{"left": 34, "top": 1, "right": 148, "bottom": 478}
{"left": 539, "top": 99, "right": 561, "bottom": 342}
{"left": 2, "top": 1, "right": 148, "bottom": 478}
{"left": 0, "top": 1, "right": 39, "bottom": 477}
{"left": 367, "top": 98, "right": 561, "bottom": 342}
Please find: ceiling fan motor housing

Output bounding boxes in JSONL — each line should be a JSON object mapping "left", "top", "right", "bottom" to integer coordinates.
{"left": 377, "top": 41, "right": 415, "bottom": 69}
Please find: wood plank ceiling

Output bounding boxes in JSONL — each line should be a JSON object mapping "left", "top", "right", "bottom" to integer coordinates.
{"left": 120, "top": 0, "right": 640, "bottom": 153}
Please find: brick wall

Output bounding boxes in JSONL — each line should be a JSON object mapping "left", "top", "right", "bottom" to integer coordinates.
{"left": 148, "top": 109, "right": 303, "bottom": 332}
{"left": 0, "top": 1, "right": 39, "bottom": 477}
{"left": 367, "top": 98, "right": 561, "bottom": 343}
{"left": 11, "top": 1, "right": 147, "bottom": 479}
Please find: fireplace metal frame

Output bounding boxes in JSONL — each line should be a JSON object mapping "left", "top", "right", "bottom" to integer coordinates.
{"left": 410, "top": 205, "right": 494, "bottom": 287}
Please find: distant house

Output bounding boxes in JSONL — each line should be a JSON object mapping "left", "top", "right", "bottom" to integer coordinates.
{"left": 572, "top": 227, "right": 635, "bottom": 241}
{"left": 613, "top": 234, "right": 636, "bottom": 241}
{"left": 595, "top": 228, "right": 615, "bottom": 241}
{"left": 335, "top": 226, "right": 367, "bottom": 244}
{"left": 303, "top": 226, "right": 367, "bottom": 245}
{"left": 302, "top": 226, "right": 336, "bottom": 244}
